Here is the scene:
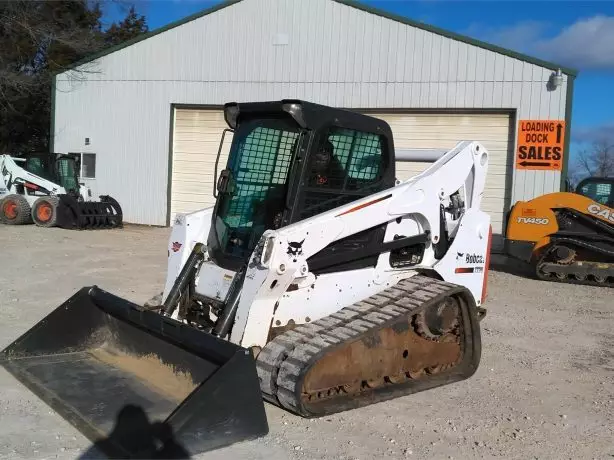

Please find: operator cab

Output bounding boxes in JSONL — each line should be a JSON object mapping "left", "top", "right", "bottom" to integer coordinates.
{"left": 208, "top": 100, "right": 396, "bottom": 273}
{"left": 24, "top": 153, "right": 80, "bottom": 196}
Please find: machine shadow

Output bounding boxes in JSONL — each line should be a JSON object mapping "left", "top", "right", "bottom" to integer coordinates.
{"left": 489, "top": 254, "right": 535, "bottom": 279}
{"left": 77, "top": 404, "right": 191, "bottom": 459}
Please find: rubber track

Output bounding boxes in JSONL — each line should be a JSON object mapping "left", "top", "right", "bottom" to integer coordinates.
{"left": 536, "top": 237, "right": 614, "bottom": 288}
{"left": 537, "top": 264, "right": 614, "bottom": 288}
{"left": 255, "top": 275, "right": 464, "bottom": 416}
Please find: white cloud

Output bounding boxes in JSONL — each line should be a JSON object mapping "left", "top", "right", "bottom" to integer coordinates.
{"left": 572, "top": 122, "right": 614, "bottom": 145}
{"left": 538, "top": 16, "right": 614, "bottom": 70}
{"left": 467, "top": 20, "right": 549, "bottom": 52}
{"left": 466, "top": 16, "right": 614, "bottom": 71}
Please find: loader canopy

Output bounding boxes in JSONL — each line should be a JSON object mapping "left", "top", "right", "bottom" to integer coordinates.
{"left": 0, "top": 287, "right": 268, "bottom": 457}
{"left": 208, "top": 100, "right": 397, "bottom": 272}
{"left": 24, "top": 153, "right": 79, "bottom": 194}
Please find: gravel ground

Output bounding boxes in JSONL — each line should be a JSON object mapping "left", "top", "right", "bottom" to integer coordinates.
{"left": 0, "top": 224, "right": 612, "bottom": 460}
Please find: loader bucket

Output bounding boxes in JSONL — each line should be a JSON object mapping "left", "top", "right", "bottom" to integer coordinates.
{"left": 0, "top": 287, "right": 268, "bottom": 458}
{"left": 57, "top": 194, "right": 123, "bottom": 230}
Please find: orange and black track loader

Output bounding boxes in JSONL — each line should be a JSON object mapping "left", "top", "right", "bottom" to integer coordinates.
{"left": 504, "top": 176, "right": 614, "bottom": 287}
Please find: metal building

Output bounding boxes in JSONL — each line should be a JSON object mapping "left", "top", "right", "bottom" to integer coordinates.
{"left": 51, "top": 0, "right": 576, "bottom": 249}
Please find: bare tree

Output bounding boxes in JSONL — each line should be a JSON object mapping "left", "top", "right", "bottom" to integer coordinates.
{"left": 0, "top": 1, "right": 105, "bottom": 153}
{"left": 569, "top": 140, "right": 614, "bottom": 188}
{"left": 0, "top": 1, "right": 147, "bottom": 154}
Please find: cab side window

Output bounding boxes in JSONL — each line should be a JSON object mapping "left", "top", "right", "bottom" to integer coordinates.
{"left": 299, "top": 127, "right": 387, "bottom": 221}
{"left": 579, "top": 180, "right": 613, "bottom": 206}
{"left": 306, "top": 127, "right": 385, "bottom": 191}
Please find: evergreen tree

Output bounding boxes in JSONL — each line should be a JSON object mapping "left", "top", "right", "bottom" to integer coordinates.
{"left": 104, "top": 6, "right": 148, "bottom": 47}
{"left": 0, "top": 1, "right": 148, "bottom": 153}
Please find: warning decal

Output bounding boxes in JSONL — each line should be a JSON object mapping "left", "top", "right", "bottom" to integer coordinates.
{"left": 516, "top": 120, "right": 566, "bottom": 171}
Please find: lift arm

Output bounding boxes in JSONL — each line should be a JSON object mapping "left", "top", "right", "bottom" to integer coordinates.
{"left": 232, "top": 141, "right": 490, "bottom": 347}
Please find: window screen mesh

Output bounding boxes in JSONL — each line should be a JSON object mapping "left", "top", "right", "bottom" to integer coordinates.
{"left": 223, "top": 127, "right": 297, "bottom": 228}
{"left": 216, "top": 124, "right": 299, "bottom": 259}
{"left": 330, "top": 129, "right": 382, "bottom": 181}
{"left": 56, "top": 158, "right": 79, "bottom": 192}
{"left": 581, "top": 181, "right": 612, "bottom": 205}
{"left": 301, "top": 127, "right": 384, "bottom": 219}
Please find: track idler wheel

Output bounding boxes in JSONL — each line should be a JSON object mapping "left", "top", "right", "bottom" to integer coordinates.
{"left": 414, "top": 298, "right": 460, "bottom": 341}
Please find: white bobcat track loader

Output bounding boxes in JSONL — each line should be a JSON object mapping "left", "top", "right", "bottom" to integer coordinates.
{"left": 0, "top": 100, "right": 492, "bottom": 458}
{"left": 0, "top": 153, "right": 122, "bottom": 229}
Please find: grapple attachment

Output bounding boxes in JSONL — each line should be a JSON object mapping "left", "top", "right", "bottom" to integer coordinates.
{"left": 0, "top": 287, "right": 268, "bottom": 458}
{"left": 56, "top": 195, "right": 123, "bottom": 230}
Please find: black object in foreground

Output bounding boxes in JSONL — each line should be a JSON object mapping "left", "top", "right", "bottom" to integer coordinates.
{"left": 0, "top": 286, "right": 269, "bottom": 458}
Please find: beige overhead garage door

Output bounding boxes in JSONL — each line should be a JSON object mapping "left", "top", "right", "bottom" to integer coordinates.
{"left": 366, "top": 112, "right": 512, "bottom": 247}
{"left": 171, "top": 108, "right": 511, "bottom": 248}
{"left": 170, "top": 108, "right": 233, "bottom": 221}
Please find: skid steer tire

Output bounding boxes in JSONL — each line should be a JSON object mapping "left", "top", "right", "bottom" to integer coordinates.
{"left": 31, "top": 196, "right": 59, "bottom": 228}
{"left": 1, "top": 194, "right": 32, "bottom": 225}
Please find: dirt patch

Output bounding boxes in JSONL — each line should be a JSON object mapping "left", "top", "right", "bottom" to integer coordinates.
{"left": 572, "top": 333, "right": 614, "bottom": 372}
{"left": 2, "top": 225, "right": 614, "bottom": 460}
{"left": 90, "top": 347, "right": 197, "bottom": 402}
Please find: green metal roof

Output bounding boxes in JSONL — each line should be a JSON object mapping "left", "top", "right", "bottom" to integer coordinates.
{"left": 55, "top": 0, "right": 578, "bottom": 77}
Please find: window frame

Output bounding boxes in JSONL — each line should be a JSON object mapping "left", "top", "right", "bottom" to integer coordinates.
{"left": 68, "top": 152, "right": 96, "bottom": 180}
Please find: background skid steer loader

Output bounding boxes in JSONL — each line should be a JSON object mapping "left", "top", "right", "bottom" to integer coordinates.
{"left": 1, "top": 100, "right": 492, "bottom": 458}
{"left": 0, "top": 153, "right": 122, "bottom": 229}
{"left": 504, "top": 176, "right": 614, "bottom": 287}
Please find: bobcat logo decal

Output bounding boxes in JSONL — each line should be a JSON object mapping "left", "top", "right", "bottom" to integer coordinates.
{"left": 287, "top": 239, "right": 305, "bottom": 256}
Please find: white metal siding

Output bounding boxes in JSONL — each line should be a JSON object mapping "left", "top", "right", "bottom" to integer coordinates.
{"left": 53, "top": 0, "right": 568, "bottom": 226}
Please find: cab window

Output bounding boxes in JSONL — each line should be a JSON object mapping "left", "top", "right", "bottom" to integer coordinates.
{"left": 306, "top": 127, "right": 385, "bottom": 191}
{"left": 578, "top": 179, "right": 613, "bottom": 206}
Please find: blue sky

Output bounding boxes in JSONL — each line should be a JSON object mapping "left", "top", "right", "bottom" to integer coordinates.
{"left": 103, "top": 0, "right": 614, "bottom": 165}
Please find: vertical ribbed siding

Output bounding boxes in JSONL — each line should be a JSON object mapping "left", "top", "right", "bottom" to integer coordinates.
{"left": 53, "top": 0, "right": 568, "bottom": 225}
